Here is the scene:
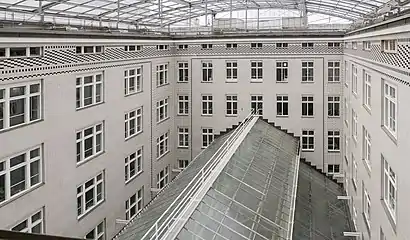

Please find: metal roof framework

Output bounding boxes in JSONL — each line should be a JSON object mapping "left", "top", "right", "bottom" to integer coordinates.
{"left": 0, "top": 0, "right": 397, "bottom": 28}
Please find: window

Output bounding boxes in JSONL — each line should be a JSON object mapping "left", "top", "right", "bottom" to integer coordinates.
{"left": 156, "top": 98, "right": 169, "bottom": 123}
{"left": 327, "top": 164, "right": 340, "bottom": 174}
{"left": 124, "top": 67, "right": 142, "bottom": 96}
{"left": 382, "top": 155, "right": 397, "bottom": 220}
{"left": 156, "top": 132, "right": 169, "bottom": 159}
{"left": 301, "top": 95, "right": 314, "bottom": 117}
{"left": 276, "top": 61, "right": 288, "bottom": 82}
{"left": 29, "top": 47, "right": 42, "bottom": 56}
{"left": 276, "top": 95, "right": 289, "bottom": 117}
{"left": 202, "top": 95, "right": 213, "bottom": 115}
{"left": 156, "top": 166, "right": 169, "bottom": 190}
{"left": 9, "top": 47, "right": 26, "bottom": 57}
{"left": 178, "top": 95, "right": 189, "bottom": 116}
{"left": 226, "top": 95, "right": 238, "bottom": 116}
{"left": 125, "top": 107, "right": 143, "bottom": 139}
{"left": 328, "top": 96, "right": 340, "bottom": 117}
{"left": 301, "top": 130, "right": 314, "bottom": 151}
{"left": 345, "top": 134, "right": 349, "bottom": 163}
{"left": 125, "top": 188, "right": 143, "bottom": 220}
{"left": 0, "top": 81, "right": 42, "bottom": 131}
{"left": 328, "top": 61, "right": 340, "bottom": 82}
{"left": 250, "top": 43, "right": 262, "bottom": 49}
{"left": 363, "top": 127, "right": 371, "bottom": 169}
{"left": 178, "top": 127, "right": 189, "bottom": 148}
{"left": 77, "top": 172, "right": 104, "bottom": 218}
{"left": 352, "top": 109, "right": 358, "bottom": 141}
{"left": 328, "top": 42, "right": 341, "bottom": 48}
{"left": 251, "top": 95, "right": 263, "bottom": 115}
{"left": 156, "top": 64, "right": 168, "bottom": 87}
{"left": 276, "top": 43, "right": 288, "bottom": 48}
{"left": 352, "top": 41, "right": 358, "bottom": 49}
{"left": 352, "top": 202, "right": 358, "bottom": 230}
{"left": 202, "top": 62, "right": 213, "bottom": 82}
{"left": 328, "top": 130, "right": 340, "bottom": 152}
{"left": 0, "top": 146, "right": 42, "bottom": 204}
{"left": 124, "top": 45, "right": 142, "bottom": 52}
{"left": 226, "top": 61, "right": 238, "bottom": 82}
{"left": 202, "top": 128, "right": 214, "bottom": 148}
{"left": 156, "top": 45, "right": 169, "bottom": 50}
{"left": 85, "top": 220, "right": 105, "bottom": 240}
{"left": 0, "top": 48, "right": 5, "bottom": 58}
{"left": 251, "top": 61, "right": 263, "bottom": 81}
{"left": 383, "top": 81, "right": 397, "bottom": 136}
{"left": 76, "top": 73, "right": 103, "bottom": 109}
{"left": 363, "top": 41, "right": 371, "bottom": 51}
{"left": 363, "top": 185, "right": 371, "bottom": 229}
{"left": 76, "top": 122, "right": 104, "bottom": 163}
{"left": 11, "top": 209, "right": 43, "bottom": 233}
{"left": 344, "top": 97, "right": 349, "bottom": 126}
{"left": 381, "top": 40, "right": 397, "bottom": 53}
{"left": 226, "top": 43, "right": 237, "bottom": 49}
{"left": 363, "top": 71, "right": 371, "bottom": 109}
{"left": 352, "top": 155, "right": 357, "bottom": 188}
{"left": 178, "top": 44, "right": 188, "bottom": 50}
{"left": 178, "top": 160, "right": 189, "bottom": 170}
{"left": 302, "top": 42, "right": 314, "bottom": 48}
{"left": 178, "top": 62, "right": 189, "bottom": 82}
{"left": 201, "top": 44, "right": 213, "bottom": 49}
{"left": 125, "top": 147, "right": 143, "bottom": 183}
{"left": 345, "top": 60, "right": 349, "bottom": 86}
{"left": 302, "top": 61, "right": 314, "bottom": 82}
{"left": 352, "top": 64, "right": 358, "bottom": 95}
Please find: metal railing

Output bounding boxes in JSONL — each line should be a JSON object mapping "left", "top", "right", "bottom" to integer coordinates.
{"left": 140, "top": 111, "right": 258, "bottom": 240}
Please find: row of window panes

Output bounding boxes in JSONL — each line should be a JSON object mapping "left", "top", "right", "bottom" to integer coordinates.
{"left": 347, "top": 40, "right": 397, "bottom": 53}
{"left": 124, "top": 45, "right": 142, "bottom": 52}
{"left": 177, "top": 127, "right": 215, "bottom": 149}
{"left": 75, "top": 46, "right": 103, "bottom": 54}
{"left": 0, "top": 47, "right": 42, "bottom": 58}
{"left": 301, "top": 130, "right": 340, "bottom": 152}
{"left": 197, "top": 42, "right": 341, "bottom": 49}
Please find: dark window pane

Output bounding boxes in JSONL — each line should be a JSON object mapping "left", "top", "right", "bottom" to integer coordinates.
{"left": 10, "top": 99, "right": 25, "bottom": 126}
{"left": 29, "top": 47, "right": 41, "bottom": 56}
{"left": 10, "top": 167, "right": 26, "bottom": 196}
{"left": 30, "top": 161, "right": 40, "bottom": 185}
{"left": 10, "top": 48, "right": 26, "bottom": 57}
{"left": 12, "top": 220, "right": 27, "bottom": 232}
{"left": 0, "top": 175, "right": 5, "bottom": 202}
{"left": 30, "top": 96, "right": 40, "bottom": 121}
{"left": 10, "top": 154, "right": 25, "bottom": 167}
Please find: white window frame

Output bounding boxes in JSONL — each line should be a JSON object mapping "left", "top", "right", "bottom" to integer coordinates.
{"left": 177, "top": 95, "right": 189, "bottom": 116}
{"left": 328, "top": 42, "right": 341, "bottom": 48}
{"left": 202, "top": 128, "right": 214, "bottom": 148}
{"left": 226, "top": 95, "right": 238, "bottom": 116}
{"left": 76, "top": 122, "right": 104, "bottom": 164}
{"left": 178, "top": 127, "right": 189, "bottom": 148}
{"left": 352, "top": 41, "right": 358, "bottom": 49}
{"left": 250, "top": 43, "right": 262, "bottom": 49}
{"left": 178, "top": 160, "right": 189, "bottom": 170}
{"left": 301, "top": 130, "right": 314, "bottom": 151}
{"left": 381, "top": 39, "right": 397, "bottom": 53}
{"left": 363, "top": 126, "right": 371, "bottom": 170}
{"left": 125, "top": 147, "right": 143, "bottom": 183}
{"left": 124, "top": 67, "right": 142, "bottom": 96}
{"left": 276, "top": 61, "right": 289, "bottom": 82}
{"left": 124, "top": 45, "right": 142, "bottom": 52}
{"left": 156, "top": 45, "right": 169, "bottom": 50}
{"left": 327, "top": 164, "right": 340, "bottom": 174}
{"left": 301, "top": 42, "right": 314, "bottom": 48}
{"left": 276, "top": 43, "right": 288, "bottom": 48}
{"left": 3, "top": 46, "right": 43, "bottom": 58}
{"left": 363, "top": 41, "right": 371, "bottom": 51}
{"left": 76, "top": 46, "right": 103, "bottom": 54}
{"left": 301, "top": 95, "right": 314, "bottom": 117}
{"left": 352, "top": 154, "right": 357, "bottom": 189}
{"left": 301, "top": 61, "right": 314, "bottom": 82}
{"left": 156, "top": 132, "right": 169, "bottom": 159}
{"left": 382, "top": 155, "right": 397, "bottom": 221}
{"left": 352, "top": 202, "right": 358, "bottom": 230}
{"left": 250, "top": 61, "right": 263, "bottom": 82}
{"left": 352, "top": 109, "right": 358, "bottom": 141}
{"left": 156, "top": 166, "right": 169, "bottom": 190}
{"left": 328, "top": 96, "right": 340, "bottom": 117}
{"left": 276, "top": 95, "right": 289, "bottom": 117}
{"left": 363, "top": 185, "right": 371, "bottom": 229}
{"left": 177, "top": 62, "right": 189, "bottom": 82}
{"left": 251, "top": 95, "right": 263, "bottom": 116}
{"left": 201, "top": 95, "right": 213, "bottom": 116}
{"left": 344, "top": 97, "right": 349, "bottom": 126}
{"left": 77, "top": 172, "right": 104, "bottom": 218}
{"left": 85, "top": 220, "right": 105, "bottom": 240}
{"left": 226, "top": 61, "right": 238, "bottom": 82}
{"left": 328, "top": 130, "right": 340, "bottom": 152}
{"left": 177, "top": 44, "right": 188, "bottom": 50}
{"left": 352, "top": 64, "right": 358, "bottom": 95}
{"left": 202, "top": 61, "right": 213, "bottom": 82}
{"left": 328, "top": 61, "right": 340, "bottom": 82}
{"left": 0, "top": 81, "right": 42, "bottom": 131}
{"left": 125, "top": 107, "right": 143, "bottom": 139}
{"left": 345, "top": 60, "right": 349, "bottom": 87}
{"left": 156, "top": 98, "right": 169, "bottom": 123}
{"left": 125, "top": 188, "right": 143, "bottom": 220}
{"left": 383, "top": 81, "right": 397, "bottom": 137}
{"left": 226, "top": 43, "right": 238, "bottom": 49}
{"left": 156, "top": 64, "right": 168, "bottom": 87}
{"left": 344, "top": 134, "right": 349, "bottom": 162}
{"left": 76, "top": 72, "right": 103, "bottom": 109}
{"left": 11, "top": 208, "right": 44, "bottom": 233}
{"left": 363, "top": 71, "right": 371, "bottom": 110}
{"left": 201, "top": 44, "right": 213, "bottom": 49}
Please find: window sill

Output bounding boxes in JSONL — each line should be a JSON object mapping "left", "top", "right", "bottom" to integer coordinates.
{"left": 328, "top": 81, "right": 341, "bottom": 83}
{"left": 380, "top": 200, "right": 397, "bottom": 233}
{"left": 125, "top": 171, "right": 144, "bottom": 185}
{"left": 302, "top": 149, "right": 315, "bottom": 152}
{"left": 362, "top": 159, "right": 372, "bottom": 176}
{"left": 77, "top": 151, "right": 105, "bottom": 167}
{"left": 225, "top": 80, "right": 238, "bottom": 83}
{"left": 0, "top": 182, "right": 44, "bottom": 208}
{"left": 201, "top": 114, "right": 213, "bottom": 117}
{"left": 125, "top": 90, "right": 143, "bottom": 97}
{"left": 344, "top": 120, "right": 349, "bottom": 127}
{"left": 301, "top": 81, "right": 314, "bottom": 84}
{"left": 363, "top": 105, "right": 371, "bottom": 115}
{"left": 250, "top": 80, "right": 263, "bottom": 83}
{"left": 177, "top": 114, "right": 189, "bottom": 117}
{"left": 345, "top": 83, "right": 349, "bottom": 88}
{"left": 201, "top": 81, "right": 213, "bottom": 83}
{"left": 76, "top": 102, "right": 104, "bottom": 111}
{"left": 276, "top": 115, "right": 289, "bottom": 118}
{"left": 328, "top": 116, "right": 341, "bottom": 119}
{"left": 178, "top": 146, "right": 189, "bottom": 149}
{"left": 381, "top": 126, "right": 398, "bottom": 145}
{"left": 301, "top": 116, "right": 314, "bottom": 118}
{"left": 276, "top": 81, "right": 289, "bottom": 83}
{"left": 344, "top": 155, "right": 349, "bottom": 165}
{"left": 157, "top": 117, "right": 170, "bottom": 125}
{"left": 0, "top": 119, "right": 43, "bottom": 134}
{"left": 352, "top": 92, "right": 358, "bottom": 99}
{"left": 352, "top": 178, "right": 357, "bottom": 191}
{"left": 328, "top": 150, "right": 341, "bottom": 153}
{"left": 77, "top": 200, "right": 105, "bottom": 221}
{"left": 157, "top": 151, "right": 170, "bottom": 161}
{"left": 225, "top": 114, "right": 238, "bottom": 117}
{"left": 156, "top": 83, "right": 170, "bottom": 88}
{"left": 125, "top": 131, "right": 143, "bottom": 141}
{"left": 177, "top": 81, "right": 189, "bottom": 83}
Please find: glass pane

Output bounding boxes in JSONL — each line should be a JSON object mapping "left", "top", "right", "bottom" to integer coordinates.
{"left": 12, "top": 220, "right": 27, "bottom": 232}
{"left": 30, "top": 96, "right": 40, "bottom": 121}
{"left": 30, "top": 84, "right": 40, "bottom": 93}
{"left": 84, "top": 137, "right": 94, "bottom": 158}
{"left": 85, "top": 189, "right": 94, "bottom": 209}
{"left": 10, "top": 167, "right": 26, "bottom": 196}
{"left": 31, "top": 223, "right": 42, "bottom": 233}
{"left": 0, "top": 174, "right": 5, "bottom": 202}
{"left": 10, "top": 99, "right": 25, "bottom": 126}
{"left": 10, "top": 48, "right": 26, "bottom": 57}
{"left": 0, "top": 102, "right": 3, "bottom": 130}
{"left": 30, "top": 161, "right": 40, "bottom": 186}
{"left": 10, "top": 86, "right": 25, "bottom": 97}
{"left": 84, "top": 86, "right": 93, "bottom": 106}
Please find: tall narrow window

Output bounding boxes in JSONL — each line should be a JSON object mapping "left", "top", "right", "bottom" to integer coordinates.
{"left": 327, "top": 164, "right": 340, "bottom": 174}
{"left": 381, "top": 155, "right": 397, "bottom": 221}
{"left": 0, "top": 146, "right": 43, "bottom": 204}
{"left": 226, "top": 61, "right": 238, "bottom": 82}
{"left": 125, "top": 147, "right": 143, "bottom": 183}
{"left": 344, "top": 97, "right": 349, "bottom": 126}
{"left": 85, "top": 220, "right": 105, "bottom": 240}
{"left": 363, "top": 71, "right": 371, "bottom": 109}
{"left": 156, "top": 167, "right": 169, "bottom": 190}
{"left": 352, "top": 109, "right": 358, "bottom": 141}
{"left": 251, "top": 95, "right": 263, "bottom": 115}
{"left": 226, "top": 95, "right": 238, "bottom": 116}
{"left": 363, "top": 185, "right": 371, "bottom": 229}
{"left": 202, "top": 128, "right": 214, "bottom": 148}
{"left": 276, "top": 61, "right": 288, "bottom": 82}
{"left": 77, "top": 172, "right": 104, "bottom": 218}
{"left": 301, "top": 95, "right": 314, "bottom": 117}
{"left": 76, "top": 122, "right": 104, "bottom": 163}
{"left": 363, "top": 127, "right": 371, "bottom": 169}
{"left": 178, "top": 62, "right": 189, "bottom": 82}
{"left": 11, "top": 209, "right": 44, "bottom": 233}
{"left": 301, "top": 130, "right": 314, "bottom": 151}
{"left": 178, "top": 127, "right": 189, "bottom": 148}
{"left": 201, "top": 95, "right": 213, "bottom": 115}
{"left": 178, "top": 95, "right": 189, "bottom": 116}
{"left": 178, "top": 160, "right": 189, "bottom": 170}
{"left": 251, "top": 61, "right": 263, "bottom": 81}
{"left": 125, "top": 188, "right": 143, "bottom": 220}
{"left": 301, "top": 61, "right": 314, "bottom": 82}
{"left": 125, "top": 107, "right": 143, "bottom": 139}
{"left": 352, "top": 155, "right": 357, "bottom": 188}
{"left": 363, "top": 41, "right": 371, "bottom": 51}
{"left": 202, "top": 62, "right": 213, "bottom": 82}
{"left": 156, "top": 132, "right": 169, "bottom": 159}
{"left": 352, "top": 64, "right": 358, "bottom": 95}
{"left": 156, "top": 98, "right": 169, "bottom": 123}
{"left": 381, "top": 39, "right": 397, "bottom": 53}
{"left": 345, "top": 60, "right": 349, "bottom": 86}
{"left": 156, "top": 64, "right": 168, "bottom": 87}
{"left": 383, "top": 81, "right": 397, "bottom": 136}
{"left": 276, "top": 95, "right": 289, "bottom": 116}
{"left": 328, "top": 96, "right": 340, "bottom": 117}
{"left": 328, "top": 61, "right": 340, "bottom": 82}
{"left": 124, "top": 67, "right": 142, "bottom": 96}
{"left": 328, "top": 130, "right": 340, "bottom": 152}
{"left": 76, "top": 73, "right": 103, "bottom": 109}
{"left": 352, "top": 41, "right": 358, "bottom": 50}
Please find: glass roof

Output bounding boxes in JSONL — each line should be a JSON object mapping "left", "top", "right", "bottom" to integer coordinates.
{"left": 0, "top": 0, "right": 392, "bottom": 28}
